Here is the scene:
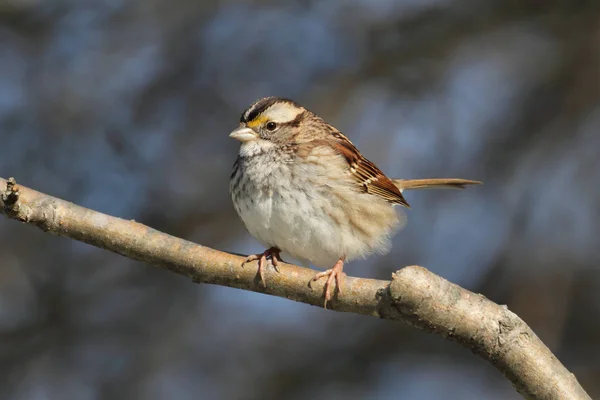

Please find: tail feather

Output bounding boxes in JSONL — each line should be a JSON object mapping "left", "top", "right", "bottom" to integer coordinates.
{"left": 392, "top": 178, "right": 482, "bottom": 192}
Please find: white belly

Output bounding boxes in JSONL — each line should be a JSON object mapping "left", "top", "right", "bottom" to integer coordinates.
{"left": 238, "top": 181, "right": 344, "bottom": 268}
{"left": 230, "top": 145, "right": 401, "bottom": 269}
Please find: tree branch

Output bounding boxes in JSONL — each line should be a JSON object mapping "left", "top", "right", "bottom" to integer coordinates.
{"left": 0, "top": 177, "right": 590, "bottom": 400}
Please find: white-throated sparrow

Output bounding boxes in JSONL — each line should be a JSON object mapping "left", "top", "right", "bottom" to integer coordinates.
{"left": 229, "top": 97, "right": 480, "bottom": 307}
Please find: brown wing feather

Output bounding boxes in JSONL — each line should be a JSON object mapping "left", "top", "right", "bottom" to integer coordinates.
{"left": 322, "top": 130, "right": 410, "bottom": 208}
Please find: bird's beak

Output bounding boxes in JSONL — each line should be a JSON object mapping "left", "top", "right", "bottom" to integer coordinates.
{"left": 229, "top": 126, "right": 258, "bottom": 142}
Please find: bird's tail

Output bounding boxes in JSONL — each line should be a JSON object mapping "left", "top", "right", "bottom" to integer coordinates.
{"left": 392, "top": 178, "right": 482, "bottom": 193}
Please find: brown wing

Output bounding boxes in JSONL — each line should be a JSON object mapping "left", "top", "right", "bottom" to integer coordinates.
{"left": 322, "top": 130, "right": 410, "bottom": 208}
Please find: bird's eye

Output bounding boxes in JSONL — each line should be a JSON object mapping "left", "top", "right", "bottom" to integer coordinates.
{"left": 265, "top": 121, "right": 277, "bottom": 131}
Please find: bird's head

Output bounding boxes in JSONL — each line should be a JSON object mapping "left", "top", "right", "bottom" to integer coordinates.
{"left": 229, "top": 97, "right": 312, "bottom": 149}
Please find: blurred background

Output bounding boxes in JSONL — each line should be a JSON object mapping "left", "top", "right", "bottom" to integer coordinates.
{"left": 0, "top": 0, "right": 598, "bottom": 399}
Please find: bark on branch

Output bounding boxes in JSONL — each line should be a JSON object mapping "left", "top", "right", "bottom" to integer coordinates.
{"left": 0, "top": 177, "right": 590, "bottom": 400}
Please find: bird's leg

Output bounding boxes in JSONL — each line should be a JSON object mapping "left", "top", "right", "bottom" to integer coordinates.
{"left": 242, "top": 247, "right": 282, "bottom": 286}
{"left": 310, "top": 257, "right": 345, "bottom": 309}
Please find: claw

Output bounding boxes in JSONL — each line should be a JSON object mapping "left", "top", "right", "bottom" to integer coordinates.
{"left": 242, "top": 247, "right": 282, "bottom": 286}
{"left": 242, "top": 254, "right": 260, "bottom": 265}
{"left": 271, "top": 255, "right": 281, "bottom": 273}
{"left": 310, "top": 258, "right": 345, "bottom": 308}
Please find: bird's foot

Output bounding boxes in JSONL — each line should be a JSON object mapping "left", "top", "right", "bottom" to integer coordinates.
{"left": 310, "top": 258, "right": 345, "bottom": 309}
{"left": 242, "top": 247, "right": 282, "bottom": 286}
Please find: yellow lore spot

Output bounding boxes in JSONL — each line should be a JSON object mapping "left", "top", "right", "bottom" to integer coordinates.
{"left": 246, "top": 116, "right": 268, "bottom": 129}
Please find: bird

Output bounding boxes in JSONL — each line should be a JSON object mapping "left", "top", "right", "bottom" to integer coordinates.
{"left": 229, "top": 97, "right": 480, "bottom": 308}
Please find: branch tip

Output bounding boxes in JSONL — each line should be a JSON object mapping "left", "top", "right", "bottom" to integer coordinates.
{"left": 1, "top": 177, "right": 20, "bottom": 212}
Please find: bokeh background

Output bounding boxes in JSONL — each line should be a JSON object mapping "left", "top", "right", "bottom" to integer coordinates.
{"left": 0, "top": 1, "right": 599, "bottom": 399}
